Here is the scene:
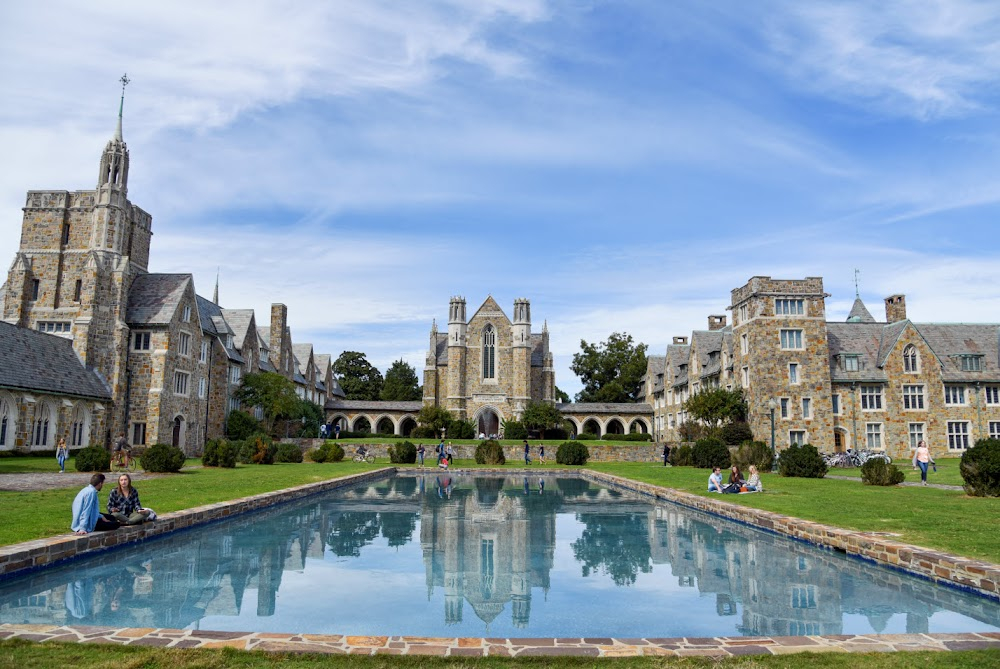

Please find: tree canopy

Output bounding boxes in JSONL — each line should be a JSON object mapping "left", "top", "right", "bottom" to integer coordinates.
{"left": 570, "top": 332, "right": 648, "bottom": 403}
{"left": 333, "top": 351, "right": 384, "bottom": 401}
{"left": 683, "top": 387, "right": 747, "bottom": 428}
{"left": 520, "top": 400, "right": 564, "bottom": 438}
{"left": 380, "top": 358, "right": 421, "bottom": 401}
{"left": 555, "top": 386, "right": 571, "bottom": 403}
{"left": 234, "top": 372, "right": 299, "bottom": 434}
{"left": 416, "top": 404, "right": 453, "bottom": 437}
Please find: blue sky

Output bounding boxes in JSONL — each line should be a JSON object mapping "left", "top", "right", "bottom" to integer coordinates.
{"left": 2, "top": 1, "right": 1000, "bottom": 398}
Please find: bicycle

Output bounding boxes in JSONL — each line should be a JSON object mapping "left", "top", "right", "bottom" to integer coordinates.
{"left": 111, "top": 449, "right": 137, "bottom": 473}
{"left": 352, "top": 450, "right": 375, "bottom": 464}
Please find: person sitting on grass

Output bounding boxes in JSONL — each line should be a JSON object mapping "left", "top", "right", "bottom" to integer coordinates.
{"left": 71, "top": 474, "right": 119, "bottom": 535}
{"left": 744, "top": 465, "right": 762, "bottom": 492}
{"left": 108, "top": 473, "right": 151, "bottom": 525}
{"left": 708, "top": 467, "right": 723, "bottom": 493}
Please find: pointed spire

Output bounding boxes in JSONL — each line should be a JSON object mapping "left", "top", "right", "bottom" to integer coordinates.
{"left": 115, "top": 74, "right": 130, "bottom": 142}
{"left": 543, "top": 319, "right": 548, "bottom": 333}
{"left": 854, "top": 268, "right": 861, "bottom": 299}
{"left": 213, "top": 267, "right": 220, "bottom": 305}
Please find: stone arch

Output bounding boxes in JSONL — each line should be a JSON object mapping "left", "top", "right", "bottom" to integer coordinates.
{"left": 399, "top": 416, "right": 417, "bottom": 437}
{"left": 375, "top": 415, "right": 395, "bottom": 435}
{"left": 834, "top": 427, "right": 849, "bottom": 453}
{"left": 605, "top": 418, "right": 625, "bottom": 435}
{"left": 473, "top": 405, "right": 503, "bottom": 438}
{"left": 69, "top": 402, "right": 92, "bottom": 447}
{"left": 352, "top": 416, "right": 372, "bottom": 433}
{"left": 329, "top": 414, "right": 348, "bottom": 431}
{"left": 0, "top": 391, "right": 17, "bottom": 451}
{"left": 563, "top": 417, "right": 581, "bottom": 438}
{"left": 171, "top": 414, "right": 186, "bottom": 452}
{"left": 581, "top": 418, "right": 601, "bottom": 437}
{"left": 629, "top": 418, "right": 649, "bottom": 434}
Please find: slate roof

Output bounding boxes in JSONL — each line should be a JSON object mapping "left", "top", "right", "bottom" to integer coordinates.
{"left": 292, "top": 344, "right": 313, "bottom": 375}
{"left": 220, "top": 309, "right": 256, "bottom": 350}
{"left": 126, "top": 274, "right": 191, "bottom": 325}
{"left": 196, "top": 295, "right": 243, "bottom": 364}
{"left": 665, "top": 344, "right": 690, "bottom": 388}
{"left": 556, "top": 402, "right": 653, "bottom": 414}
{"left": 691, "top": 330, "right": 725, "bottom": 380}
{"left": 314, "top": 354, "right": 331, "bottom": 373}
{"left": 325, "top": 399, "right": 423, "bottom": 411}
{"left": 647, "top": 355, "right": 666, "bottom": 394}
{"left": 847, "top": 297, "right": 877, "bottom": 323}
{"left": 827, "top": 322, "right": 886, "bottom": 382}
{"left": 0, "top": 323, "right": 111, "bottom": 400}
{"left": 327, "top": 377, "right": 345, "bottom": 397}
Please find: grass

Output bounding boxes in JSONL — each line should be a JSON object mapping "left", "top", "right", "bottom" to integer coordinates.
{"left": 0, "top": 639, "right": 997, "bottom": 668}
{"left": 830, "top": 457, "right": 965, "bottom": 486}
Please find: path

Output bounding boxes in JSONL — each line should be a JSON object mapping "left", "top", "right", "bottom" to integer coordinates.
{"left": 0, "top": 471, "right": 172, "bottom": 492}
{"left": 825, "top": 474, "right": 963, "bottom": 491}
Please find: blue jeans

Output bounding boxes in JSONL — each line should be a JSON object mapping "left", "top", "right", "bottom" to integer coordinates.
{"left": 418, "top": 453, "right": 424, "bottom": 466}
{"left": 918, "top": 461, "right": 928, "bottom": 482}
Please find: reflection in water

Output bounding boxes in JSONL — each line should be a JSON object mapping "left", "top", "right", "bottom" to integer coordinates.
{"left": 1, "top": 474, "right": 998, "bottom": 637}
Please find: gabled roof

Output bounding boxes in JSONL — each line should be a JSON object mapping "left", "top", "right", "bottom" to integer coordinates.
{"left": 665, "top": 344, "right": 690, "bottom": 388}
{"left": 196, "top": 295, "right": 243, "bottom": 364}
{"left": 220, "top": 309, "right": 256, "bottom": 350}
{"left": 914, "top": 323, "right": 1000, "bottom": 381}
{"left": 0, "top": 323, "right": 111, "bottom": 400}
{"left": 314, "top": 353, "right": 331, "bottom": 372}
{"left": 126, "top": 274, "right": 192, "bottom": 325}
{"left": 469, "top": 295, "right": 509, "bottom": 323}
{"left": 847, "top": 297, "right": 877, "bottom": 323}
{"left": 292, "top": 344, "right": 314, "bottom": 375}
{"left": 827, "top": 322, "right": 886, "bottom": 382}
{"left": 691, "top": 330, "right": 725, "bottom": 380}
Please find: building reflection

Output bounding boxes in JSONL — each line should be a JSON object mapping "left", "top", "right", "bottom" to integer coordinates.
{"left": 1, "top": 474, "right": 997, "bottom": 634}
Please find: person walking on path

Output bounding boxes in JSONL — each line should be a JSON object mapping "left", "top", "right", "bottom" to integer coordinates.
{"left": 663, "top": 443, "right": 671, "bottom": 467}
{"left": 912, "top": 440, "right": 936, "bottom": 486}
{"left": 523, "top": 440, "right": 532, "bottom": 465}
{"left": 56, "top": 437, "right": 69, "bottom": 473}
{"left": 417, "top": 444, "right": 426, "bottom": 468}
{"left": 538, "top": 443, "right": 546, "bottom": 464}
{"left": 71, "top": 474, "right": 119, "bottom": 535}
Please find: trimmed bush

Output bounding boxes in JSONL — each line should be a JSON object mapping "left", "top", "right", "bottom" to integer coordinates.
{"left": 202, "top": 439, "right": 221, "bottom": 467}
{"left": 613, "top": 433, "right": 653, "bottom": 442}
{"left": 502, "top": 421, "right": 528, "bottom": 440}
{"left": 226, "top": 410, "right": 260, "bottom": 441}
{"left": 237, "top": 433, "right": 276, "bottom": 465}
{"left": 861, "top": 458, "right": 905, "bottom": 486}
{"left": 576, "top": 432, "right": 598, "bottom": 441}
{"left": 961, "top": 438, "right": 1000, "bottom": 497}
{"left": 308, "top": 442, "right": 345, "bottom": 463}
{"left": 692, "top": 437, "right": 731, "bottom": 469}
{"left": 74, "top": 445, "right": 110, "bottom": 472}
{"left": 389, "top": 440, "right": 417, "bottom": 464}
{"left": 732, "top": 441, "right": 774, "bottom": 472}
{"left": 778, "top": 443, "right": 828, "bottom": 478}
{"left": 556, "top": 441, "right": 589, "bottom": 465}
{"left": 720, "top": 421, "right": 754, "bottom": 445}
{"left": 215, "top": 441, "right": 238, "bottom": 468}
{"left": 140, "top": 444, "right": 186, "bottom": 473}
{"left": 275, "top": 442, "right": 304, "bottom": 463}
{"left": 475, "top": 439, "right": 506, "bottom": 465}
{"left": 669, "top": 444, "right": 694, "bottom": 467}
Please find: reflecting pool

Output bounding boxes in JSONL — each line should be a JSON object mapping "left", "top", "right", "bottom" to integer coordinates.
{"left": 1, "top": 473, "right": 998, "bottom": 637}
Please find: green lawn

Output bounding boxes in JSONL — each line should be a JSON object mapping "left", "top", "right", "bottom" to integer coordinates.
{"left": 829, "top": 457, "right": 965, "bottom": 486}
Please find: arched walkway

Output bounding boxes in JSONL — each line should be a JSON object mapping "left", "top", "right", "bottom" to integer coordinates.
{"left": 375, "top": 416, "right": 394, "bottom": 434}
{"left": 400, "top": 417, "right": 417, "bottom": 437}
{"left": 352, "top": 416, "right": 371, "bottom": 433}
{"left": 582, "top": 419, "right": 601, "bottom": 437}
{"left": 605, "top": 418, "right": 625, "bottom": 435}
{"left": 629, "top": 419, "right": 649, "bottom": 434}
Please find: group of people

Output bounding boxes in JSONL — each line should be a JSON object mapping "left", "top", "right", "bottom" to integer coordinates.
{"left": 708, "top": 465, "right": 762, "bottom": 494}
{"left": 523, "top": 440, "right": 545, "bottom": 465}
{"left": 414, "top": 441, "right": 455, "bottom": 469}
{"left": 71, "top": 473, "right": 154, "bottom": 535}
{"left": 319, "top": 422, "right": 342, "bottom": 439}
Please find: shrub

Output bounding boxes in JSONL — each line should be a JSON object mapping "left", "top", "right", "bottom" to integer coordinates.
{"left": 475, "top": 439, "right": 506, "bottom": 465}
{"left": 961, "top": 438, "right": 1000, "bottom": 497}
{"left": 778, "top": 444, "right": 827, "bottom": 478}
{"left": 275, "top": 442, "right": 304, "bottom": 463}
{"left": 861, "top": 458, "right": 905, "bottom": 486}
{"left": 732, "top": 441, "right": 774, "bottom": 472}
{"left": 576, "top": 432, "right": 598, "bottom": 441}
{"left": 502, "top": 421, "right": 528, "bottom": 440}
{"left": 74, "top": 445, "right": 110, "bottom": 472}
{"left": 215, "top": 441, "right": 238, "bottom": 468}
{"left": 448, "top": 419, "right": 476, "bottom": 439}
{"left": 308, "top": 442, "right": 345, "bottom": 463}
{"left": 140, "top": 444, "right": 186, "bottom": 473}
{"left": 613, "top": 433, "right": 653, "bottom": 442}
{"left": 388, "top": 440, "right": 417, "bottom": 464}
{"left": 669, "top": 444, "right": 694, "bottom": 467}
{"left": 226, "top": 410, "right": 260, "bottom": 440}
{"left": 692, "top": 437, "right": 731, "bottom": 469}
{"left": 237, "top": 434, "right": 276, "bottom": 465}
{"left": 556, "top": 441, "right": 590, "bottom": 465}
{"left": 202, "top": 439, "right": 221, "bottom": 467}
{"left": 720, "top": 421, "right": 754, "bottom": 445}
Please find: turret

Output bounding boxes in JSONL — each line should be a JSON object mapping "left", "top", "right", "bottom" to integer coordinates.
{"left": 448, "top": 296, "right": 466, "bottom": 346}
{"left": 512, "top": 298, "right": 531, "bottom": 347}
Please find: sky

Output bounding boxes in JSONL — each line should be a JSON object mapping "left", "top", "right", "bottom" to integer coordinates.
{"left": 3, "top": 1, "right": 1000, "bottom": 399}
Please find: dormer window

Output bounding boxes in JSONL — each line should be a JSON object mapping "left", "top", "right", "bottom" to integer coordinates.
{"left": 903, "top": 345, "right": 919, "bottom": 373}
{"left": 958, "top": 355, "right": 983, "bottom": 372}
{"left": 841, "top": 354, "right": 860, "bottom": 372}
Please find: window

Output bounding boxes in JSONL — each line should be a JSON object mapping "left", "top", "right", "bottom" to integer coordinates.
{"left": 740, "top": 334, "right": 748, "bottom": 355}
{"left": 254, "top": 406, "right": 264, "bottom": 421}
{"left": 902, "top": 384, "right": 925, "bottom": 410}
{"left": 987, "top": 386, "right": 1000, "bottom": 405}
{"left": 860, "top": 385, "right": 883, "bottom": 410}
{"left": 842, "top": 355, "right": 859, "bottom": 372}
{"left": 788, "top": 363, "right": 799, "bottom": 384}
{"left": 944, "top": 385, "right": 966, "bottom": 405}
{"left": 832, "top": 394, "right": 840, "bottom": 414}
{"left": 990, "top": 421, "right": 1000, "bottom": 440}
{"left": 133, "top": 331, "right": 151, "bottom": 351}
{"left": 200, "top": 341, "right": 209, "bottom": 363}
{"left": 178, "top": 332, "right": 191, "bottom": 356}
{"left": 182, "top": 304, "right": 192, "bottom": 322}
{"left": 31, "top": 279, "right": 39, "bottom": 301}
{"left": 482, "top": 325, "right": 496, "bottom": 379}
{"left": 739, "top": 304, "right": 748, "bottom": 323}
{"left": 780, "top": 329, "right": 803, "bottom": 349}
{"left": 61, "top": 222, "right": 70, "bottom": 245}
{"left": 789, "top": 430, "right": 806, "bottom": 446}
{"left": 73, "top": 279, "right": 82, "bottom": 302}
{"left": 909, "top": 423, "right": 925, "bottom": 450}
{"left": 741, "top": 367, "right": 749, "bottom": 386}
{"left": 775, "top": 298, "right": 805, "bottom": 315}
{"left": 174, "top": 371, "right": 189, "bottom": 396}
{"left": 36, "top": 321, "right": 72, "bottom": 335}
{"left": 230, "top": 365, "right": 241, "bottom": 384}
{"left": 959, "top": 355, "right": 983, "bottom": 372}
{"left": 780, "top": 398, "right": 789, "bottom": 419}
{"left": 802, "top": 397, "right": 812, "bottom": 419}
{"left": 903, "top": 345, "right": 919, "bottom": 373}
{"left": 229, "top": 396, "right": 241, "bottom": 412}
{"left": 30, "top": 404, "right": 53, "bottom": 448}
{"left": 198, "top": 377, "right": 206, "bottom": 399}
{"left": 947, "top": 421, "right": 969, "bottom": 450}
{"left": 132, "top": 422, "right": 147, "bottom": 446}
{"left": 866, "top": 423, "right": 883, "bottom": 450}
{"left": 791, "top": 585, "right": 816, "bottom": 609}
{"left": 69, "top": 405, "right": 89, "bottom": 447}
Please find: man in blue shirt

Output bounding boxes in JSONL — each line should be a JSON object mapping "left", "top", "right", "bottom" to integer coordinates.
{"left": 71, "top": 474, "right": 119, "bottom": 535}
{"left": 708, "top": 467, "right": 723, "bottom": 493}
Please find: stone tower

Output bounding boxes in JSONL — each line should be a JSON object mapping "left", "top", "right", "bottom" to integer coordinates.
{"left": 730, "top": 277, "right": 834, "bottom": 452}
{"left": 446, "top": 296, "right": 468, "bottom": 413}
{"left": 511, "top": 298, "right": 532, "bottom": 409}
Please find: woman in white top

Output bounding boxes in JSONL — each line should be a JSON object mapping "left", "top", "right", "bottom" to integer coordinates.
{"left": 912, "top": 440, "right": 935, "bottom": 486}
{"left": 745, "top": 465, "right": 762, "bottom": 492}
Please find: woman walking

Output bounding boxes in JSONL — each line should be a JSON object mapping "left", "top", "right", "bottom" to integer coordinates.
{"left": 55, "top": 437, "right": 69, "bottom": 473}
{"left": 912, "top": 440, "right": 936, "bottom": 486}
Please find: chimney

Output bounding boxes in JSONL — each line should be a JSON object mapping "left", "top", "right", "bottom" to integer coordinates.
{"left": 673, "top": 336, "right": 689, "bottom": 345}
{"left": 708, "top": 315, "right": 727, "bottom": 331}
{"left": 884, "top": 294, "right": 907, "bottom": 323}
{"left": 270, "top": 303, "right": 288, "bottom": 375}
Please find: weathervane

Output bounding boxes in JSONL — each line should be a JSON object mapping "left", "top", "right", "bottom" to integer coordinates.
{"left": 854, "top": 268, "right": 861, "bottom": 298}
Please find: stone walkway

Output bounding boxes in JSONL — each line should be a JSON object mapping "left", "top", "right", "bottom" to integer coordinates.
{"left": 1, "top": 625, "right": 998, "bottom": 656}
{"left": 825, "top": 475, "right": 963, "bottom": 490}
{"left": 0, "top": 471, "right": 170, "bottom": 492}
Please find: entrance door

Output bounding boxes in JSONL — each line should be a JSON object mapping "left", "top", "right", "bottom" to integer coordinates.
{"left": 478, "top": 410, "right": 499, "bottom": 438}
{"left": 172, "top": 416, "right": 184, "bottom": 450}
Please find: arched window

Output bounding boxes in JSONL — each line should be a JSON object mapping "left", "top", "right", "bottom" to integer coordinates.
{"left": 0, "top": 393, "right": 16, "bottom": 449}
{"left": 903, "top": 345, "right": 919, "bottom": 373}
{"left": 31, "top": 402, "right": 55, "bottom": 449}
{"left": 70, "top": 404, "right": 90, "bottom": 447}
{"left": 482, "top": 325, "right": 496, "bottom": 379}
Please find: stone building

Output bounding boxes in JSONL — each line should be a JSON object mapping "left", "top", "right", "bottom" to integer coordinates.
{"left": 653, "top": 276, "right": 1000, "bottom": 458}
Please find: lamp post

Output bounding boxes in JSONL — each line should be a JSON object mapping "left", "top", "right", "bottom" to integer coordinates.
{"left": 767, "top": 398, "right": 778, "bottom": 472}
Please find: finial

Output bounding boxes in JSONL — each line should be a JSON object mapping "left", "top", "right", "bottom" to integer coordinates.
{"left": 854, "top": 268, "right": 860, "bottom": 298}
{"left": 115, "top": 73, "right": 130, "bottom": 142}
{"left": 213, "top": 267, "right": 220, "bottom": 305}
{"left": 431, "top": 318, "right": 437, "bottom": 332}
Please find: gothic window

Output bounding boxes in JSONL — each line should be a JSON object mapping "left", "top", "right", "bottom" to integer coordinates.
{"left": 73, "top": 280, "right": 82, "bottom": 302}
{"left": 31, "top": 402, "right": 54, "bottom": 448}
{"left": 482, "top": 325, "right": 496, "bottom": 380}
{"left": 0, "top": 393, "right": 14, "bottom": 448}
{"left": 69, "top": 404, "right": 90, "bottom": 447}
{"left": 903, "top": 345, "right": 919, "bottom": 373}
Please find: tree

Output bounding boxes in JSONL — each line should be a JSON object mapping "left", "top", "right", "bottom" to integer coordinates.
{"left": 234, "top": 372, "right": 299, "bottom": 435}
{"left": 521, "top": 400, "right": 564, "bottom": 439}
{"left": 683, "top": 387, "right": 747, "bottom": 429}
{"left": 555, "top": 386, "right": 571, "bottom": 403}
{"left": 570, "top": 332, "right": 648, "bottom": 403}
{"left": 333, "top": 351, "right": 384, "bottom": 401}
{"left": 416, "top": 404, "right": 454, "bottom": 437}
{"left": 380, "top": 359, "right": 421, "bottom": 401}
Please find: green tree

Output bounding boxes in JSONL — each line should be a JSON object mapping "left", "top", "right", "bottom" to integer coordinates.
{"left": 380, "top": 358, "right": 421, "bottom": 401}
{"left": 555, "top": 386, "right": 571, "bottom": 403}
{"left": 234, "top": 372, "right": 299, "bottom": 435}
{"left": 683, "top": 387, "right": 747, "bottom": 429}
{"left": 570, "top": 332, "right": 648, "bottom": 403}
{"left": 416, "top": 404, "right": 453, "bottom": 437}
{"left": 333, "top": 351, "right": 384, "bottom": 400}
{"left": 520, "top": 400, "right": 564, "bottom": 439}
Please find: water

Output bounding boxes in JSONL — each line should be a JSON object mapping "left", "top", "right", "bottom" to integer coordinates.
{"left": 1, "top": 473, "right": 997, "bottom": 637}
